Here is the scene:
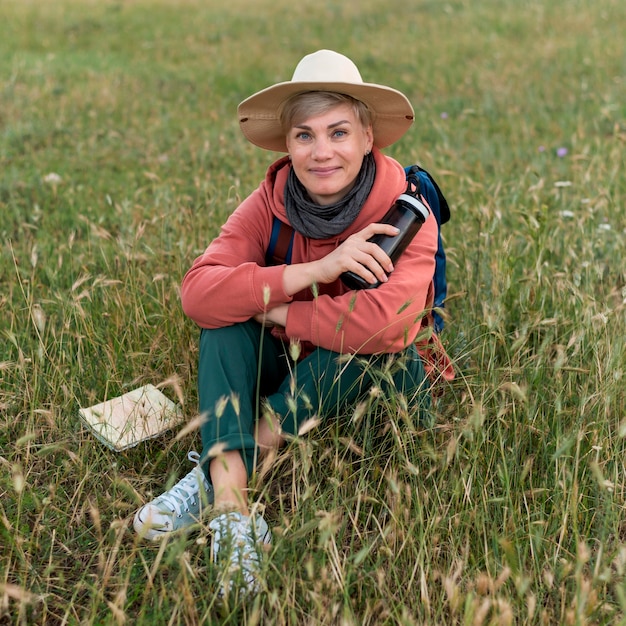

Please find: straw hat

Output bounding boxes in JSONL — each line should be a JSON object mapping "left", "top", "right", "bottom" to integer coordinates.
{"left": 238, "top": 50, "right": 414, "bottom": 152}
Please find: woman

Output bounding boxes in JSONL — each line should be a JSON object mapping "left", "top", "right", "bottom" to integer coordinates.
{"left": 134, "top": 50, "right": 451, "bottom": 595}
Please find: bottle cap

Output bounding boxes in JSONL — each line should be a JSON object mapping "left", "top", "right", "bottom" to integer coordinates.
{"left": 398, "top": 193, "right": 430, "bottom": 221}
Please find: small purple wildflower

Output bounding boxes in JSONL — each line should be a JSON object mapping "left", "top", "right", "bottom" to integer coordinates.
{"left": 557, "top": 147, "right": 568, "bottom": 157}
{"left": 538, "top": 145, "right": 545, "bottom": 152}
{"left": 440, "top": 112, "right": 449, "bottom": 119}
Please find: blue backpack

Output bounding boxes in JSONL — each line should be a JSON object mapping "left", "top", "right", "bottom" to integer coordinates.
{"left": 266, "top": 164, "right": 451, "bottom": 332}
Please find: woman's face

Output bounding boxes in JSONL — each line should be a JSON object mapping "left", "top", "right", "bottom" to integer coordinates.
{"left": 285, "top": 103, "right": 374, "bottom": 206}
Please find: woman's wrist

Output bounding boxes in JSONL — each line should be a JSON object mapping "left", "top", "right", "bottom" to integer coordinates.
{"left": 265, "top": 304, "right": 289, "bottom": 327}
{"left": 282, "top": 261, "right": 322, "bottom": 296}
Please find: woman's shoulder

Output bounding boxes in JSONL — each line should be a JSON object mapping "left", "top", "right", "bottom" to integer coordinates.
{"left": 373, "top": 151, "right": 406, "bottom": 190}
{"left": 237, "top": 156, "right": 291, "bottom": 222}
{"left": 365, "top": 152, "right": 407, "bottom": 205}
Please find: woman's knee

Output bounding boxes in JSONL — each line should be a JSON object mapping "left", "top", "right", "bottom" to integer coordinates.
{"left": 199, "top": 320, "right": 262, "bottom": 357}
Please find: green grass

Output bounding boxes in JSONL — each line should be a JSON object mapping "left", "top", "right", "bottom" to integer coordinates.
{"left": 1, "top": 0, "right": 625, "bottom": 623}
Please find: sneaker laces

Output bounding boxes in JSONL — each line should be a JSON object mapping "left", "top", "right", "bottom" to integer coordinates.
{"left": 158, "top": 451, "right": 206, "bottom": 517}
{"left": 212, "top": 515, "right": 251, "bottom": 562}
{"left": 210, "top": 511, "right": 271, "bottom": 585}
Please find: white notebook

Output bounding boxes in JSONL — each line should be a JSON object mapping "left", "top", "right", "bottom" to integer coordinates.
{"left": 79, "top": 384, "right": 183, "bottom": 451}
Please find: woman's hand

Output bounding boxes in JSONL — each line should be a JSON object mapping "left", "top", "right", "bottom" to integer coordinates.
{"left": 254, "top": 304, "right": 289, "bottom": 328}
{"left": 314, "top": 222, "right": 399, "bottom": 285}
{"left": 255, "top": 223, "right": 397, "bottom": 327}
{"left": 281, "top": 222, "right": 399, "bottom": 296}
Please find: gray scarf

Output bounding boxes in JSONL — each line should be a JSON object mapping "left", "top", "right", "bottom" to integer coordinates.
{"left": 284, "top": 153, "right": 376, "bottom": 239}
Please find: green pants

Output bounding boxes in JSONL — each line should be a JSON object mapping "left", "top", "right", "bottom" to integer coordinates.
{"left": 197, "top": 320, "right": 430, "bottom": 479}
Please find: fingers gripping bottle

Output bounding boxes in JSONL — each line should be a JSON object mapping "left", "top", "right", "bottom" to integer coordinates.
{"left": 340, "top": 171, "right": 430, "bottom": 290}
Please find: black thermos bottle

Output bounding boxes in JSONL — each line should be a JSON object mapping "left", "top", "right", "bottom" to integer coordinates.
{"left": 341, "top": 191, "right": 430, "bottom": 290}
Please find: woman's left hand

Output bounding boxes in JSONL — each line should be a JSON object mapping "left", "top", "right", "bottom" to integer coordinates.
{"left": 254, "top": 304, "right": 289, "bottom": 328}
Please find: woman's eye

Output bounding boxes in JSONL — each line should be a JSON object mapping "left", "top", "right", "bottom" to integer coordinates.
{"left": 333, "top": 129, "right": 347, "bottom": 138}
{"left": 296, "top": 131, "right": 311, "bottom": 141}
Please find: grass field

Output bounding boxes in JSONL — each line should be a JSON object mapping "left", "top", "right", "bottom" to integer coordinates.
{"left": 1, "top": 0, "right": 625, "bottom": 623}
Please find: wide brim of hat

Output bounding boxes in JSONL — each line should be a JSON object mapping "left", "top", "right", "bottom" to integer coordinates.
{"left": 238, "top": 81, "right": 414, "bottom": 152}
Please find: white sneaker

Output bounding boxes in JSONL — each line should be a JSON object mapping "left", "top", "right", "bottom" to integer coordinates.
{"left": 133, "top": 451, "right": 213, "bottom": 541}
{"left": 209, "top": 511, "right": 272, "bottom": 596}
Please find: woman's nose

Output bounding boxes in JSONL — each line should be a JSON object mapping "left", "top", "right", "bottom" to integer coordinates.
{"left": 311, "top": 136, "right": 332, "bottom": 159}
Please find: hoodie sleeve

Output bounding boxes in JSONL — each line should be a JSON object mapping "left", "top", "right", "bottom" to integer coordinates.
{"left": 285, "top": 211, "right": 439, "bottom": 355}
{"left": 180, "top": 189, "right": 293, "bottom": 329}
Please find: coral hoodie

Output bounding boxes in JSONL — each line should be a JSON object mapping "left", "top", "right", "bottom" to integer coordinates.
{"left": 181, "top": 148, "right": 450, "bottom": 372}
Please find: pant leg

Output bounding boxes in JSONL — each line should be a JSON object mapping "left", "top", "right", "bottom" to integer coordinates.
{"left": 197, "top": 320, "right": 289, "bottom": 478}
{"left": 267, "top": 343, "right": 431, "bottom": 437}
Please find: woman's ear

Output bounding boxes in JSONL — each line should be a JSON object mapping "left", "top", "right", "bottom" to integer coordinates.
{"left": 365, "top": 126, "right": 374, "bottom": 153}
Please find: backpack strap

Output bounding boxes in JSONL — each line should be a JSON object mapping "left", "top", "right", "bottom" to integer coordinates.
{"left": 266, "top": 217, "right": 294, "bottom": 266}
{"left": 405, "top": 165, "right": 449, "bottom": 333}
{"left": 405, "top": 165, "right": 450, "bottom": 225}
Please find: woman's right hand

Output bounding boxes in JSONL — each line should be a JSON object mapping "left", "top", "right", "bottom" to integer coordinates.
{"left": 313, "top": 222, "right": 399, "bottom": 285}
{"left": 281, "top": 222, "right": 400, "bottom": 295}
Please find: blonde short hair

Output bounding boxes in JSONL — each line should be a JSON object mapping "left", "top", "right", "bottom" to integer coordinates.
{"left": 279, "top": 91, "right": 374, "bottom": 135}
